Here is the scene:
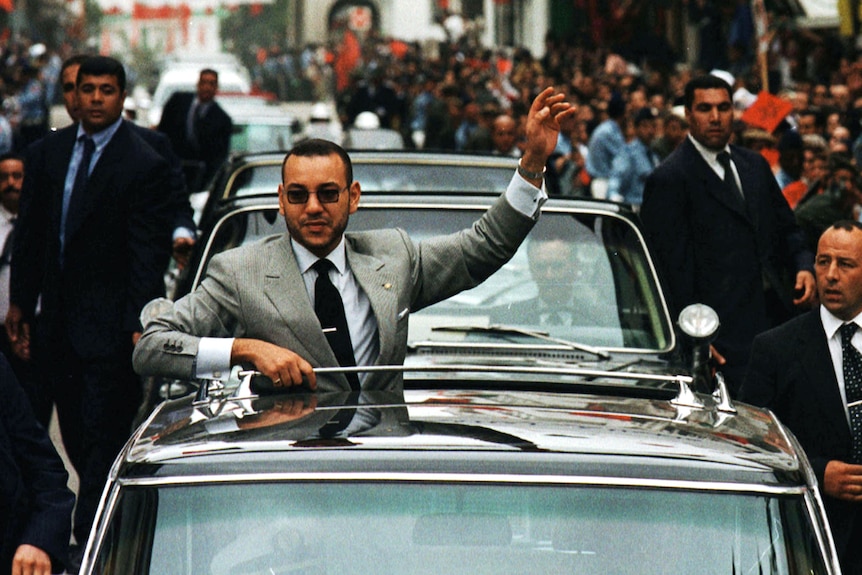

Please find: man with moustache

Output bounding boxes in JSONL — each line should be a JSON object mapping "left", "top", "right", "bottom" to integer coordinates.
{"left": 0, "top": 153, "right": 48, "bottom": 426}
{"left": 134, "top": 88, "right": 575, "bottom": 393}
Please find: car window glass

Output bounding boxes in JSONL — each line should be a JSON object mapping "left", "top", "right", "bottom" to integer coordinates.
{"left": 194, "top": 208, "right": 671, "bottom": 351}
{"left": 93, "top": 484, "right": 828, "bottom": 575}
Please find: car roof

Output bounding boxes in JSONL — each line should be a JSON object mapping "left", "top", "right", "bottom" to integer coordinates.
{"left": 121, "top": 373, "right": 806, "bottom": 492}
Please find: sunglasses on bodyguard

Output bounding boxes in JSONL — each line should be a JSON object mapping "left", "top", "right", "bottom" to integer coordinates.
{"left": 285, "top": 186, "right": 349, "bottom": 204}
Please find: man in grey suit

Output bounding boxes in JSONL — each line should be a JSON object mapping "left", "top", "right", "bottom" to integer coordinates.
{"left": 134, "top": 87, "right": 575, "bottom": 392}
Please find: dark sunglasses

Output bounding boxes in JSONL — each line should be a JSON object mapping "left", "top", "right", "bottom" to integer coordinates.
{"left": 62, "top": 82, "right": 76, "bottom": 93}
{"left": 286, "top": 186, "right": 348, "bottom": 205}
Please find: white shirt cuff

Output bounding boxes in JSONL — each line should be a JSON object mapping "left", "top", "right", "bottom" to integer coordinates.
{"left": 195, "top": 337, "right": 234, "bottom": 380}
{"left": 506, "top": 171, "right": 548, "bottom": 219}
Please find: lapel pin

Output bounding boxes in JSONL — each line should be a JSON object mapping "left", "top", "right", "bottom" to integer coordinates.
{"left": 383, "top": 283, "right": 392, "bottom": 290}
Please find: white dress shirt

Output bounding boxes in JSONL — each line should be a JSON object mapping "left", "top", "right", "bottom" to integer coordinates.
{"left": 688, "top": 135, "right": 743, "bottom": 194}
{"left": 194, "top": 171, "right": 548, "bottom": 381}
{"left": 0, "top": 203, "right": 15, "bottom": 321}
{"left": 820, "top": 306, "right": 862, "bottom": 425}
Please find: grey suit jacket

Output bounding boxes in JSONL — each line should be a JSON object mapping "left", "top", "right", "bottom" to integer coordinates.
{"left": 133, "top": 191, "right": 537, "bottom": 391}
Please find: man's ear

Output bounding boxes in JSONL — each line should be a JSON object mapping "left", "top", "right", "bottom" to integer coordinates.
{"left": 348, "top": 181, "right": 361, "bottom": 214}
{"left": 277, "top": 183, "right": 286, "bottom": 215}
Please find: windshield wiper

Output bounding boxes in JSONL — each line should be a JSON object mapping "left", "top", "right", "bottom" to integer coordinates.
{"left": 431, "top": 324, "right": 611, "bottom": 360}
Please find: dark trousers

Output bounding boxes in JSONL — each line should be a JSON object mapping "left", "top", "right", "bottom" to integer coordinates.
{"left": 41, "top": 331, "right": 141, "bottom": 544}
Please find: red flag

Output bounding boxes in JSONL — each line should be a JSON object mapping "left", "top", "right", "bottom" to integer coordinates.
{"left": 741, "top": 91, "right": 793, "bottom": 133}
{"left": 0, "top": 0, "right": 12, "bottom": 13}
{"left": 334, "top": 29, "right": 361, "bottom": 92}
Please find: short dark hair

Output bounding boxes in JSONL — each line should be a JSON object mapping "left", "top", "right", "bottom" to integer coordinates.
{"left": 200, "top": 68, "right": 219, "bottom": 80}
{"left": 684, "top": 75, "right": 732, "bottom": 110}
{"left": 828, "top": 219, "right": 862, "bottom": 233}
{"left": 282, "top": 139, "right": 353, "bottom": 185}
{"left": 0, "top": 152, "right": 23, "bottom": 168}
{"left": 77, "top": 56, "right": 126, "bottom": 92}
{"left": 61, "top": 54, "right": 90, "bottom": 76}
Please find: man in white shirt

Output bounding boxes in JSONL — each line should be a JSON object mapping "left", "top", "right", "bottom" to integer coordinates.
{"left": 741, "top": 221, "right": 862, "bottom": 575}
{"left": 133, "top": 88, "right": 575, "bottom": 392}
{"left": 0, "top": 153, "right": 22, "bottom": 342}
{"left": 640, "top": 74, "right": 816, "bottom": 393}
{"left": 0, "top": 153, "right": 44, "bottom": 423}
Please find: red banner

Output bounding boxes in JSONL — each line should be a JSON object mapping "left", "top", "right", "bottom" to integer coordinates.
{"left": 741, "top": 91, "right": 793, "bottom": 133}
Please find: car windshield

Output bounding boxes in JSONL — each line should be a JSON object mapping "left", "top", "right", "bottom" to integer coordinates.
{"left": 93, "top": 482, "right": 827, "bottom": 575}
{"left": 220, "top": 159, "right": 517, "bottom": 196}
{"left": 194, "top": 206, "right": 671, "bottom": 351}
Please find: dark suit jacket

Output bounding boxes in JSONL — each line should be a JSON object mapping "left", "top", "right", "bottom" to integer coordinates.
{"left": 0, "top": 353, "right": 75, "bottom": 573}
{"left": 740, "top": 310, "right": 859, "bottom": 560}
{"left": 157, "top": 92, "right": 232, "bottom": 188}
{"left": 130, "top": 124, "right": 195, "bottom": 234}
{"left": 640, "top": 138, "right": 813, "bottom": 370}
{"left": 11, "top": 121, "right": 174, "bottom": 360}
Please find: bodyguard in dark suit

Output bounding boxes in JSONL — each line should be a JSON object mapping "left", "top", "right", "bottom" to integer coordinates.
{"left": 1, "top": 353, "right": 75, "bottom": 575}
{"left": 5, "top": 56, "right": 174, "bottom": 546}
{"left": 640, "top": 75, "right": 816, "bottom": 393}
{"left": 157, "top": 68, "right": 233, "bottom": 191}
{"left": 741, "top": 221, "right": 862, "bottom": 574}
{"left": 61, "top": 54, "right": 197, "bottom": 268}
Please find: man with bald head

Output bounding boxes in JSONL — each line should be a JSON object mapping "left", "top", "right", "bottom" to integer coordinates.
{"left": 491, "top": 114, "right": 520, "bottom": 157}
{"left": 742, "top": 221, "right": 862, "bottom": 574}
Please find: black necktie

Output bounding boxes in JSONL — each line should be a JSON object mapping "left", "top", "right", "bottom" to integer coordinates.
{"left": 0, "top": 216, "right": 16, "bottom": 268}
{"left": 716, "top": 151, "right": 743, "bottom": 199}
{"left": 313, "top": 259, "right": 360, "bottom": 390}
{"left": 63, "top": 136, "right": 95, "bottom": 254}
{"left": 839, "top": 322, "right": 862, "bottom": 463}
{"left": 73, "top": 136, "right": 95, "bottom": 199}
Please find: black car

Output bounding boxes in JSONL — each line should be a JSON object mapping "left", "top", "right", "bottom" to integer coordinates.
{"left": 82, "top": 364, "right": 840, "bottom": 574}
{"left": 102, "top": 152, "right": 839, "bottom": 574}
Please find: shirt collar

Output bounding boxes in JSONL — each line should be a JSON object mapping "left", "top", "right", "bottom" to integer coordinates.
{"left": 0, "top": 202, "right": 14, "bottom": 223}
{"left": 76, "top": 116, "right": 124, "bottom": 151}
{"left": 820, "top": 305, "right": 862, "bottom": 339}
{"left": 688, "top": 133, "right": 730, "bottom": 163}
{"left": 291, "top": 236, "right": 347, "bottom": 275}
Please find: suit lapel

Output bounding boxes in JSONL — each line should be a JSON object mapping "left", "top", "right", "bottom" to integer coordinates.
{"left": 260, "top": 236, "right": 399, "bottom": 383}
{"left": 682, "top": 140, "right": 750, "bottom": 221}
{"left": 46, "top": 127, "right": 78, "bottom": 239}
{"left": 261, "top": 236, "right": 335, "bottom": 367}
{"left": 346, "top": 245, "right": 399, "bottom": 364}
{"left": 729, "top": 145, "right": 760, "bottom": 229}
{"left": 64, "top": 122, "right": 130, "bottom": 244}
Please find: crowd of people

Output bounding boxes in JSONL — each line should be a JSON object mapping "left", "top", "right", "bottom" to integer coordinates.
{"left": 3, "top": 12, "right": 862, "bottom": 574}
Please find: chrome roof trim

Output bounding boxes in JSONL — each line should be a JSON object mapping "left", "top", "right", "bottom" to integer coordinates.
{"left": 117, "top": 471, "right": 807, "bottom": 496}
{"left": 218, "top": 153, "right": 519, "bottom": 202}
{"left": 310, "top": 363, "right": 692, "bottom": 385}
